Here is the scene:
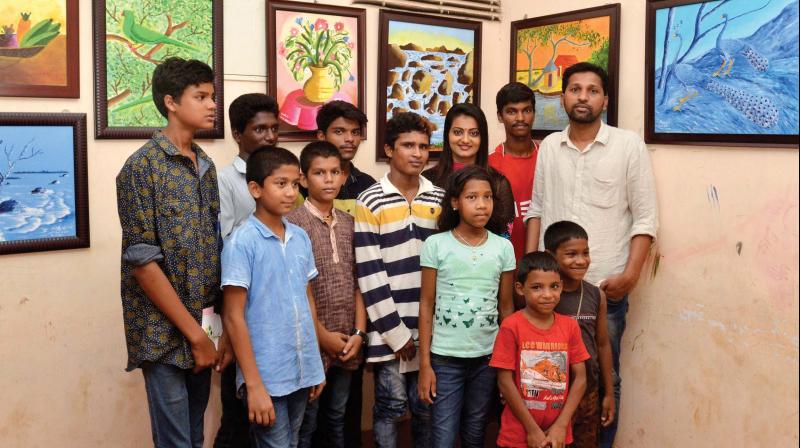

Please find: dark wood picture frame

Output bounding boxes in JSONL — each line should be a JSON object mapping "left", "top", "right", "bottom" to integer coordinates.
{"left": 266, "top": 0, "right": 367, "bottom": 141}
{"left": 92, "top": 0, "right": 224, "bottom": 139}
{"left": 0, "top": 113, "right": 89, "bottom": 255}
{"left": 510, "top": 4, "right": 620, "bottom": 140}
{"left": 376, "top": 10, "right": 482, "bottom": 162}
{"left": 0, "top": 0, "right": 80, "bottom": 98}
{"left": 645, "top": 0, "right": 799, "bottom": 147}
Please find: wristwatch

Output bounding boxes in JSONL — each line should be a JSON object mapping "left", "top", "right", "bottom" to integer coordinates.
{"left": 351, "top": 328, "right": 368, "bottom": 346}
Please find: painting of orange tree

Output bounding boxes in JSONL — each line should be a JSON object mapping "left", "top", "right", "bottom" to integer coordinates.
{"left": 514, "top": 15, "right": 612, "bottom": 131}
{"left": 103, "top": 0, "right": 214, "bottom": 128}
{"left": 0, "top": 0, "right": 73, "bottom": 95}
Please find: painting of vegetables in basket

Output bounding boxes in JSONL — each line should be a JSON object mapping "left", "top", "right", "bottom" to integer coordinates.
{"left": 94, "top": 0, "right": 223, "bottom": 139}
{"left": 0, "top": 0, "right": 79, "bottom": 98}
{"left": 267, "top": 1, "right": 365, "bottom": 141}
{"left": 377, "top": 11, "right": 482, "bottom": 160}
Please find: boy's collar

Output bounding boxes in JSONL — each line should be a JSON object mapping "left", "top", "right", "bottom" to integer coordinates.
{"left": 249, "top": 215, "right": 296, "bottom": 241}
{"left": 234, "top": 155, "right": 246, "bottom": 174}
{"left": 379, "top": 172, "right": 436, "bottom": 197}
{"left": 304, "top": 200, "right": 338, "bottom": 226}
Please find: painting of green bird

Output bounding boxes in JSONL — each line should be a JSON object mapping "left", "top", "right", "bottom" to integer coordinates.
{"left": 121, "top": 10, "right": 197, "bottom": 52}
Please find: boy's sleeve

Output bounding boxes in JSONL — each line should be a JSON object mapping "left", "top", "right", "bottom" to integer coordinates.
{"left": 567, "top": 319, "right": 591, "bottom": 364}
{"left": 354, "top": 198, "right": 412, "bottom": 352}
{"left": 217, "top": 171, "right": 235, "bottom": 240}
{"left": 627, "top": 139, "right": 659, "bottom": 240}
{"left": 524, "top": 145, "right": 546, "bottom": 223}
{"left": 419, "top": 237, "right": 439, "bottom": 269}
{"left": 489, "top": 319, "right": 518, "bottom": 370}
{"left": 220, "top": 235, "right": 252, "bottom": 290}
{"left": 304, "top": 232, "right": 319, "bottom": 281}
{"left": 500, "top": 238, "right": 517, "bottom": 272}
{"left": 117, "top": 157, "right": 162, "bottom": 266}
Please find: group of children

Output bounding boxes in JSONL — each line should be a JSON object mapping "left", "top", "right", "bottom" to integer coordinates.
{"left": 118, "top": 57, "right": 617, "bottom": 448}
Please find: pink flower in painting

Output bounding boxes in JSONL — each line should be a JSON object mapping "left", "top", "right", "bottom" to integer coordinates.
{"left": 315, "top": 19, "right": 328, "bottom": 31}
{"left": 279, "top": 42, "right": 286, "bottom": 57}
{"left": 334, "top": 22, "right": 344, "bottom": 31}
{"left": 348, "top": 42, "right": 354, "bottom": 49}
{"left": 290, "top": 27, "right": 299, "bottom": 36}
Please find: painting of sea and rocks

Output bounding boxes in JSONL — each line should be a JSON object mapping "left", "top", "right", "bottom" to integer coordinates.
{"left": 510, "top": 5, "right": 620, "bottom": 139}
{"left": 378, "top": 11, "right": 481, "bottom": 159}
{"left": 646, "top": 0, "right": 799, "bottom": 145}
{"left": 0, "top": 0, "right": 79, "bottom": 98}
{"left": 0, "top": 114, "right": 89, "bottom": 255}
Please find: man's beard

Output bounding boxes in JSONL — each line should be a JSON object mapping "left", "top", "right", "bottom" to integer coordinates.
{"left": 567, "top": 105, "right": 602, "bottom": 124}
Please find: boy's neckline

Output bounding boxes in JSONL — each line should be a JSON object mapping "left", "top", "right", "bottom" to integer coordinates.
{"left": 522, "top": 309, "right": 556, "bottom": 331}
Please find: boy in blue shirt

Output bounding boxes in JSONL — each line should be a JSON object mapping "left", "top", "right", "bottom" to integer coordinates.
{"left": 221, "top": 147, "right": 325, "bottom": 447}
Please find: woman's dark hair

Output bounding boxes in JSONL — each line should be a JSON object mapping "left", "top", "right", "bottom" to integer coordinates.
{"left": 430, "top": 103, "right": 490, "bottom": 187}
{"left": 437, "top": 165, "right": 507, "bottom": 236}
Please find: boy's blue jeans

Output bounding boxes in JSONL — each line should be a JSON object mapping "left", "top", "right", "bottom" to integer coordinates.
{"left": 242, "top": 387, "right": 310, "bottom": 448}
{"left": 141, "top": 361, "right": 211, "bottom": 448}
{"left": 430, "top": 354, "right": 496, "bottom": 448}
{"left": 372, "top": 359, "right": 432, "bottom": 448}
{"left": 600, "top": 295, "right": 628, "bottom": 448}
{"left": 298, "top": 366, "right": 353, "bottom": 448}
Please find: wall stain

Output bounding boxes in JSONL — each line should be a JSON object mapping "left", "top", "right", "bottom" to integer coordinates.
{"left": 707, "top": 184, "right": 720, "bottom": 210}
{"left": 736, "top": 241, "right": 743, "bottom": 255}
{"left": 650, "top": 250, "right": 662, "bottom": 279}
{"left": 631, "top": 330, "right": 645, "bottom": 352}
{"left": 44, "top": 320, "right": 56, "bottom": 342}
{"left": 19, "top": 297, "right": 29, "bottom": 305}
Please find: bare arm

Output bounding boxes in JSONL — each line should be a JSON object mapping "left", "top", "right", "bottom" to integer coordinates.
{"left": 546, "top": 361, "right": 587, "bottom": 448}
{"left": 222, "top": 285, "right": 275, "bottom": 426}
{"left": 417, "top": 267, "right": 438, "bottom": 405}
{"left": 498, "top": 369, "right": 548, "bottom": 447}
{"left": 600, "top": 234, "right": 652, "bottom": 299}
{"left": 498, "top": 270, "right": 515, "bottom": 322}
{"left": 525, "top": 217, "right": 542, "bottom": 254}
{"left": 134, "top": 262, "right": 216, "bottom": 372}
{"left": 596, "top": 289, "right": 616, "bottom": 426}
{"left": 340, "top": 288, "right": 368, "bottom": 362}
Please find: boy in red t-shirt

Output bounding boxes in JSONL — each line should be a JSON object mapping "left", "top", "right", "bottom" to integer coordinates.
{"left": 491, "top": 251, "right": 589, "bottom": 448}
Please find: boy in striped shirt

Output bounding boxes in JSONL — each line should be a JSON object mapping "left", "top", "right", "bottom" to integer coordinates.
{"left": 355, "top": 112, "right": 444, "bottom": 447}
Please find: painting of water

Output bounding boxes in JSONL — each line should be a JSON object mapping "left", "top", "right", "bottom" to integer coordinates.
{"left": 0, "top": 113, "right": 89, "bottom": 254}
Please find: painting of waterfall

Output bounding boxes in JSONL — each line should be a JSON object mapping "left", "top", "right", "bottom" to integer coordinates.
{"left": 376, "top": 11, "right": 481, "bottom": 160}
{"left": 645, "top": 0, "right": 799, "bottom": 146}
{"left": 0, "top": 113, "right": 89, "bottom": 255}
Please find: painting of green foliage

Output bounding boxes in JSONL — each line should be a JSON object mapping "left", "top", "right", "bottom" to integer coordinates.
{"left": 99, "top": 0, "right": 217, "bottom": 132}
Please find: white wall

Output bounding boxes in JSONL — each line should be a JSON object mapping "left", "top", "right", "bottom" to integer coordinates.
{"left": 0, "top": 0, "right": 797, "bottom": 446}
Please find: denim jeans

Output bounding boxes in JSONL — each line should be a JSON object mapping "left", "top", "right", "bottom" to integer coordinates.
{"left": 214, "top": 363, "right": 251, "bottom": 448}
{"left": 344, "top": 365, "right": 364, "bottom": 447}
{"left": 243, "top": 387, "right": 309, "bottom": 448}
{"left": 141, "top": 361, "right": 212, "bottom": 448}
{"left": 372, "top": 359, "right": 432, "bottom": 448}
{"left": 298, "top": 366, "right": 353, "bottom": 448}
{"left": 600, "top": 295, "right": 628, "bottom": 448}
{"left": 430, "top": 354, "right": 495, "bottom": 448}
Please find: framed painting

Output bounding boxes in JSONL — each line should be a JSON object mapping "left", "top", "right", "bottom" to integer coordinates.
{"left": 267, "top": 0, "right": 366, "bottom": 141}
{"left": 645, "top": 0, "right": 799, "bottom": 146}
{"left": 510, "top": 4, "right": 620, "bottom": 140}
{"left": 0, "top": 113, "right": 89, "bottom": 255}
{"left": 93, "top": 0, "right": 224, "bottom": 139}
{"left": 377, "top": 10, "right": 482, "bottom": 161}
{"left": 0, "top": 0, "right": 79, "bottom": 98}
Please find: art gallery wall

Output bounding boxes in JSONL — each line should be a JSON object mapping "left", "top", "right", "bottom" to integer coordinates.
{"left": 0, "top": 0, "right": 797, "bottom": 447}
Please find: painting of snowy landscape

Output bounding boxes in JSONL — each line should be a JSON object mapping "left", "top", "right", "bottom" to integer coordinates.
{"left": 0, "top": 114, "right": 88, "bottom": 254}
{"left": 647, "top": 0, "right": 799, "bottom": 144}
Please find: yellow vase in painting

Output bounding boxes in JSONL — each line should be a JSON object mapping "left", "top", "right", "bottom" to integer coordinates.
{"left": 303, "top": 66, "right": 336, "bottom": 103}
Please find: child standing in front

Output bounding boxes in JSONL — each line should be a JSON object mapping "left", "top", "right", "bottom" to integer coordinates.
{"left": 221, "top": 147, "right": 325, "bottom": 448}
{"left": 545, "top": 221, "right": 615, "bottom": 447}
{"left": 417, "top": 165, "right": 516, "bottom": 447}
{"left": 490, "top": 252, "right": 589, "bottom": 448}
{"left": 288, "top": 141, "right": 367, "bottom": 448}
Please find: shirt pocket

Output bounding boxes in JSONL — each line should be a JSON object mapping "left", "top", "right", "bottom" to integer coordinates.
{"left": 589, "top": 176, "right": 618, "bottom": 209}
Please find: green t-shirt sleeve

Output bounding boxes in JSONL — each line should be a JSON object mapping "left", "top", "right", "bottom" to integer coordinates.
{"left": 500, "top": 238, "right": 516, "bottom": 272}
{"left": 420, "top": 235, "right": 439, "bottom": 269}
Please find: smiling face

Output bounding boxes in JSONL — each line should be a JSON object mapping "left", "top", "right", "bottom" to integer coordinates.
{"left": 249, "top": 163, "right": 301, "bottom": 217}
{"left": 234, "top": 111, "right": 280, "bottom": 157}
{"left": 302, "top": 156, "right": 343, "bottom": 204}
{"left": 498, "top": 101, "right": 534, "bottom": 139}
{"left": 167, "top": 82, "right": 216, "bottom": 129}
{"left": 451, "top": 179, "right": 493, "bottom": 230}
{"left": 561, "top": 71, "right": 608, "bottom": 125}
{"left": 448, "top": 115, "right": 481, "bottom": 165}
{"left": 317, "top": 117, "right": 363, "bottom": 162}
{"left": 516, "top": 269, "right": 563, "bottom": 319}
{"left": 385, "top": 131, "right": 430, "bottom": 177}
{"left": 553, "top": 238, "right": 590, "bottom": 284}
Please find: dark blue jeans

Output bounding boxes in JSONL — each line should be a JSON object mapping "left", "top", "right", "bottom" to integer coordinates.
{"left": 600, "top": 295, "right": 628, "bottom": 448}
{"left": 372, "top": 359, "right": 431, "bottom": 448}
{"left": 430, "top": 354, "right": 496, "bottom": 448}
{"left": 298, "top": 366, "right": 353, "bottom": 448}
{"left": 141, "top": 362, "right": 212, "bottom": 448}
{"left": 243, "top": 387, "right": 310, "bottom": 448}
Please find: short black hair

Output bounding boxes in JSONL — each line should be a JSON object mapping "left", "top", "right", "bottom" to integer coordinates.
{"left": 385, "top": 112, "right": 432, "bottom": 148}
{"left": 229, "top": 93, "right": 279, "bottom": 134}
{"left": 299, "top": 141, "right": 343, "bottom": 175}
{"left": 516, "top": 251, "right": 561, "bottom": 283}
{"left": 561, "top": 62, "right": 609, "bottom": 95}
{"left": 316, "top": 100, "right": 367, "bottom": 133}
{"left": 152, "top": 57, "right": 214, "bottom": 118}
{"left": 246, "top": 146, "right": 299, "bottom": 185}
{"left": 496, "top": 82, "right": 536, "bottom": 114}
{"left": 437, "top": 165, "right": 508, "bottom": 236}
{"left": 544, "top": 221, "right": 589, "bottom": 252}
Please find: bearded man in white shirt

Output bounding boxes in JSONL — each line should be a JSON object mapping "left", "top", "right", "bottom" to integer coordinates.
{"left": 524, "top": 62, "right": 658, "bottom": 448}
